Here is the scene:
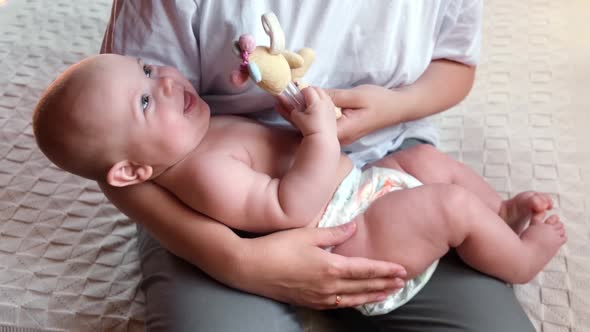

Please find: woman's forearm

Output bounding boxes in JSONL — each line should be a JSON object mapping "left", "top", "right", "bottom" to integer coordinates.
{"left": 99, "top": 181, "right": 245, "bottom": 286}
{"left": 389, "top": 59, "right": 476, "bottom": 124}
{"left": 329, "top": 59, "right": 476, "bottom": 145}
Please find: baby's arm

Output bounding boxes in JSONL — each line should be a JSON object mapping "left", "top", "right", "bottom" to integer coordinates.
{"left": 193, "top": 87, "right": 341, "bottom": 232}
{"left": 276, "top": 87, "right": 341, "bottom": 226}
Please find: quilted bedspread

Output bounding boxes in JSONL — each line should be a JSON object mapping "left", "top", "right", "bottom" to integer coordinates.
{"left": 0, "top": 1, "right": 588, "bottom": 331}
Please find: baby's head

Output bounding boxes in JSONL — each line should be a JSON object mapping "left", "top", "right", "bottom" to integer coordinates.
{"left": 33, "top": 54, "right": 210, "bottom": 186}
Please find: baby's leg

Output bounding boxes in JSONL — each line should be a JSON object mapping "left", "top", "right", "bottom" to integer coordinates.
{"left": 333, "top": 183, "right": 566, "bottom": 283}
{"left": 371, "top": 144, "right": 552, "bottom": 234}
{"left": 333, "top": 183, "right": 469, "bottom": 279}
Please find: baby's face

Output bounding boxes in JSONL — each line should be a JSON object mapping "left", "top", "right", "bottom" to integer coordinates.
{"left": 74, "top": 54, "right": 210, "bottom": 170}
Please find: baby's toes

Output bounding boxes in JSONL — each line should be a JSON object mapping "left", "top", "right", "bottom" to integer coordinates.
{"left": 554, "top": 223, "right": 565, "bottom": 235}
{"left": 545, "top": 214, "right": 560, "bottom": 225}
{"left": 531, "top": 212, "right": 546, "bottom": 225}
{"left": 547, "top": 216, "right": 566, "bottom": 235}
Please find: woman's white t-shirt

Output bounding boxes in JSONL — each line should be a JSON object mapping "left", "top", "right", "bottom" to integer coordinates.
{"left": 103, "top": 0, "right": 482, "bottom": 166}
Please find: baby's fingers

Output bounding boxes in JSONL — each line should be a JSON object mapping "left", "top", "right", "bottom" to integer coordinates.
{"left": 301, "top": 86, "right": 320, "bottom": 107}
{"left": 275, "top": 96, "right": 292, "bottom": 118}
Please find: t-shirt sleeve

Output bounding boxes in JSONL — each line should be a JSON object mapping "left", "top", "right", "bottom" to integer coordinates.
{"left": 100, "top": 0, "right": 202, "bottom": 90}
{"left": 432, "top": 0, "right": 483, "bottom": 66}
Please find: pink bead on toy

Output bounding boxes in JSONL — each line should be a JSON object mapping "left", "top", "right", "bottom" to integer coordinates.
{"left": 238, "top": 34, "right": 256, "bottom": 54}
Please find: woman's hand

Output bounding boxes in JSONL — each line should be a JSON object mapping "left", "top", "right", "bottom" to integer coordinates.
{"left": 326, "top": 60, "right": 477, "bottom": 146}
{"left": 326, "top": 85, "right": 398, "bottom": 146}
{"left": 276, "top": 85, "right": 397, "bottom": 146}
{"left": 234, "top": 222, "right": 406, "bottom": 309}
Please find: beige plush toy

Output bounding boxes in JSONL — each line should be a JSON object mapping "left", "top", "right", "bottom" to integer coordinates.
{"left": 231, "top": 12, "right": 341, "bottom": 117}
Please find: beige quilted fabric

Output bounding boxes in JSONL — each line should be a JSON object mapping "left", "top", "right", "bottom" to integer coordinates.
{"left": 0, "top": 1, "right": 588, "bottom": 331}
{"left": 0, "top": 1, "right": 144, "bottom": 331}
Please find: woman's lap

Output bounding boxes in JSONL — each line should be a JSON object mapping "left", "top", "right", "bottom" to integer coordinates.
{"left": 136, "top": 139, "right": 534, "bottom": 332}
{"left": 136, "top": 225, "right": 302, "bottom": 332}
{"left": 353, "top": 250, "right": 535, "bottom": 332}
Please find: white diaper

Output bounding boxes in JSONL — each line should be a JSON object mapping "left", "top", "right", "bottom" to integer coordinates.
{"left": 318, "top": 166, "right": 438, "bottom": 315}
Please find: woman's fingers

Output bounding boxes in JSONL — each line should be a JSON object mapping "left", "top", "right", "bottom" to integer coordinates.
{"left": 335, "top": 276, "right": 405, "bottom": 295}
{"left": 325, "top": 88, "right": 364, "bottom": 109}
{"left": 307, "top": 221, "right": 358, "bottom": 247}
{"left": 330, "top": 255, "right": 407, "bottom": 280}
{"left": 301, "top": 86, "right": 320, "bottom": 106}
{"left": 315, "top": 86, "right": 330, "bottom": 100}
{"left": 305, "top": 224, "right": 406, "bottom": 279}
{"left": 317, "top": 291, "right": 393, "bottom": 310}
{"left": 313, "top": 276, "right": 407, "bottom": 308}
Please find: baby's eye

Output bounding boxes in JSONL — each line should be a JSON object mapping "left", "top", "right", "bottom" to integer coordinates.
{"left": 143, "top": 64, "right": 152, "bottom": 78}
{"left": 141, "top": 94, "right": 150, "bottom": 111}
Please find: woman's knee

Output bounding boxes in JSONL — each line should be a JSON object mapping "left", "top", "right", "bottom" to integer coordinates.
{"left": 404, "top": 143, "right": 447, "bottom": 163}
{"left": 367, "top": 251, "right": 535, "bottom": 332}
{"left": 382, "top": 144, "right": 451, "bottom": 178}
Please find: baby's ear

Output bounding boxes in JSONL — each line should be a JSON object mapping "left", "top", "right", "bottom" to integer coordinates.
{"left": 106, "top": 160, "right": 153, "bottom": 187}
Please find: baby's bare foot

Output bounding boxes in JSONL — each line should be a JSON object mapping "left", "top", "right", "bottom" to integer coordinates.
{"left": 499, "top": 191, "right": 553, "bottom": 234}
{"left": 517, "top": 215, "right": 566, "bottom": 283}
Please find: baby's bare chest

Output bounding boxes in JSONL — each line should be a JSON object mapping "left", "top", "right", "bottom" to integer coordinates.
{"left": 209, "top": 120, "right": 301, "bottom": 176}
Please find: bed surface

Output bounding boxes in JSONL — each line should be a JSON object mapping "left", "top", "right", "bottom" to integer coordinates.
{"left": 0, "top": 1, "right": 588, "bottom": 331}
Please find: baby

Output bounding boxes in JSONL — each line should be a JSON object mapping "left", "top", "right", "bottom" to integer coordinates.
{"left": 33, "top": 54, "right": 566, "bottom": 315}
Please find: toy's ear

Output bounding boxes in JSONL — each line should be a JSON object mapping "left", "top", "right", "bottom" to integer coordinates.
{"left": 106, "top": 160, "right": 153, "bottom": 187}
{"left": 282, "top": 50, "right": 304, "bottom": 69}
{"left": 262, "top": 12, "right": 285, "bottom": 54}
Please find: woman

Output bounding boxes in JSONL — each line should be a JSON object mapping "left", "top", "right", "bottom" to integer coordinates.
{"left": 100, "top": 1, "right": 535, "bottom": 331}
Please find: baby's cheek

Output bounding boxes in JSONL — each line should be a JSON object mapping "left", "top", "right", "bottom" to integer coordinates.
{"left": 167, "top": 123, "right": 194, "bottom": 148}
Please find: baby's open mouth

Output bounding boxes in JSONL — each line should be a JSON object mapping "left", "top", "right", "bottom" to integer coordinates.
{"left": 184, "top": 91, "right": 195, "bottom": 114}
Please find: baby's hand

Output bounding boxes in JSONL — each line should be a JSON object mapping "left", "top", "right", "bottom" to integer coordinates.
{"left": 290, "top": 87, "right": 337, "bottom": 137}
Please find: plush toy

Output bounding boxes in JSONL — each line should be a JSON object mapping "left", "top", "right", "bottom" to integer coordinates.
{"left": 231, "top": 12, "right": 341, "bottom": 117}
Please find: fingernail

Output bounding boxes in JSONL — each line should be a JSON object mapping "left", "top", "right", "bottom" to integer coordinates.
{"left": 395, "top": 279, "right": 405, "bottom": 288}
{"left": 397, "top": 267, "right": 407, "bottom": 278}
{"left": 386, "top": 287, "right": 402, "bottom": 294}
{"left": 376, "top": 294, "right": 387, "bottom": 301}
{"left": 342, "top": 222, "right": 355, "bottom": 232}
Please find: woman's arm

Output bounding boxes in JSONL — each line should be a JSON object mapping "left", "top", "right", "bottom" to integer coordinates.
{"left": 389, "top": 59, "right": 476, "bottom": 123}
{"left": 100, "top": 181, "right": 241, "bottom": 282}
{"left": 328, "top": 60, "right": 476, "bottom": 145}
{"left": 99, "top": 180, "right": 406, "bottom": 308}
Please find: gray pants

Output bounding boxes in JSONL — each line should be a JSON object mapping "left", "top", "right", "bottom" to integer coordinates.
{"left": 137, "top": 140, "right": 535, "bottom": 332}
